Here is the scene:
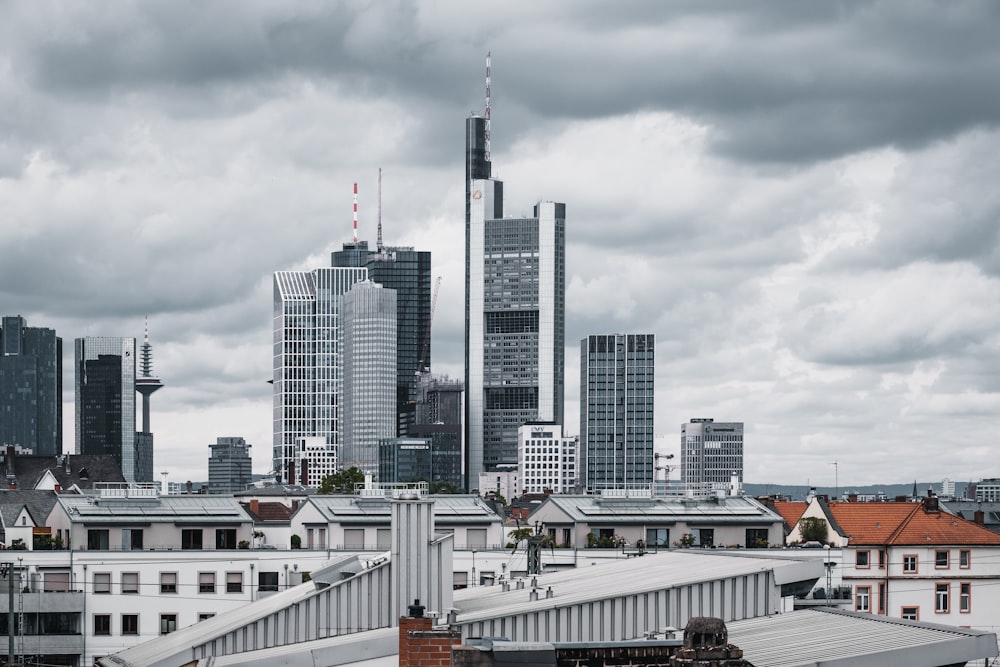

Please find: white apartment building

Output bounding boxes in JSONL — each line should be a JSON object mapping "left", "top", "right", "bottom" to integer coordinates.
{"left": 517, "top": 424, "right": 577, "bottom": 494}
{"left": 478, "top": 463, "right": 519, "bottom": 500}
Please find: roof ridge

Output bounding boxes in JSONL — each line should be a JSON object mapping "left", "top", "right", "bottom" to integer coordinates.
{"left": 885, "top": 503, "right": 922, "bottom": 544}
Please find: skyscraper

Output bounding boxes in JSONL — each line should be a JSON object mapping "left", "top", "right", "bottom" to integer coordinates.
{"left": 272, "top": 267, "right": 367, "bottom": 484}
{"left": 680, "top": 418, "right": 744, "bottom": 492}
{"left": 465, "top": 110, "right": 565, "bottom": 487}
{"left": 332, "top": 240, "right": 431, "bottom": 436}
{"left": 410, "top": 374, "right": 463, "bottom": 489}
{"left": 208, "top": 436, "right": 252, "bottom": 494}
{"left": 0, "top": 315, "right": 62, "bottom": 456}
{"left": 134, "top": 320, "right": 163, "bottom": 483}
{"left": 340, "top": 280, "right": 397, "bottom": 477}
{"left": 580, "top": 334, "right": 655, "bottom": 491}
{"left": 75, "top": 337, "right": 136, "bottom": 481}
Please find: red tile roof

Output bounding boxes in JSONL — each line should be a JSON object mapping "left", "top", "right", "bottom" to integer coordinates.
{"left": 772, "top": 501, "right": 808, "bottom": 528}
{"left": 826, "top": 501, "right": 1000, "bottom": 546}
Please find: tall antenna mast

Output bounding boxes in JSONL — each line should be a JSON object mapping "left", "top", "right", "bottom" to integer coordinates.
{"left": 484, "top": 51, "right": 491, "bottom": 163}
{"left": 377, "top": 168, "right": 383, "bottom": 252}
{"left": 352, "top": 182, "right": 358, "bottom": 243}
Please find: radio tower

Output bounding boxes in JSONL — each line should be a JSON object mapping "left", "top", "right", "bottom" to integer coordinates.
{"left": 353, "top": 182, "right": 359, "bottom": 243}
{"left": 377, "top": 168, "right": 383, "bottom": 252}
{"left": 136, "top": 317, "right": 164, "bottom": 435}
{"left": 484, "top": 51, "right": 491, "bottom": 162}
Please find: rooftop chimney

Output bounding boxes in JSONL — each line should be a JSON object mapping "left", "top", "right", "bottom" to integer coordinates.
{"left": 974, "top": 509, "right": 985, "bottom": 525}
{"left": 398, "top": 599, "right": 461, "bottom": 667}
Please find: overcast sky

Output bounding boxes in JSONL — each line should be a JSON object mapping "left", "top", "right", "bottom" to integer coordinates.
{"left": 3, "top": 1, "right": 1000, "bottom": 488}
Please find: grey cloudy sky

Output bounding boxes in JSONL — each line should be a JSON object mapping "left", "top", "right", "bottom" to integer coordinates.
{"left": 3, "top": 1, "right": 999, "bottom": 488}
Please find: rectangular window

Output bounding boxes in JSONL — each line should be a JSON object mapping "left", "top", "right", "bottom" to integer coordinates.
{"left": 122, "top": 572, "right": 139, "bottom": 594}
{"left": 878, "top": 549, "right": 886, "bottom": 569}
{"left": 960, "top": 549, "right": 971, "bottom": 569}
{"left": 376, "top": 528, "right": 391, "bottom": 549}
{"left": 901, "top": 606, "right": 919, "bottom": 621}
{"left": 182, "top": 529, "right": 203, "bottom": 550}
{"left": 94, "top": 572, "right": 111, "bottom": 594}
{"left": 878, "top": 581, "right": 886, "bottom": 614}
{"left": 258, "top": 571, "right": 279, "bottom": 592}
{"left": 198, "top": 613, "right": 215, "bottom": 622}
{"left": 646, "top": 528, "right": 669, "bottom": 547}
{"left": 343, "top": 528, "right": 365, "bottom": 549}
{"left": 122, "top": 614, "right": 139, "bottom": 635}
{"left": 698, "top": 528, "right": 715, "bottom": 547}
{"left": 87, "top": 529, "right": 109, "bottom": 550}
{"left": 903, "top": 554, "right": 918, "bottom": 573}
{"left": 160, "top": 572, "right": 177, "bottom": 594}
{"left": 226, "top": 571, "right": 243, "bottom": 594}
{"left": 935, "top": 550, "right": 949, "bottom": 569}
{"left": 855, "top": 550, "right": 870, "bottom": 569}
{"left": 960, "top": 582, "right": 971, "bottom": 613}
{"left": 198, "top": 572, "right": 216, "bottom": 594}
{"left": 935, "top": 583, "right": 950, "bottom": 613}
{"left": 122, "top": 528, "right": 144, "bottom": 551}
{"left": 855, "top": 586, "right": 871, "bottom": 612}
{"left": 215, "top": 529, "right": 237, "bottom": 550}
{"left": 467, "top": 528, "right": 487, "bottom": 548}
{"left": 745, "top": 528, "right": 769, "bottom": 548}
{"left": 94, "top": 614, "right": 111, "bottom": 636}
{"left": 43, "top": 571, "right": 70, "bottom": 592}
{"left": 160, "top": 614, "right": 177, "bottom": 635}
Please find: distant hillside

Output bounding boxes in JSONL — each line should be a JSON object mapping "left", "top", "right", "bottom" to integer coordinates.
{"left": 744, "top": 482, "right": 971, "bottom": 502}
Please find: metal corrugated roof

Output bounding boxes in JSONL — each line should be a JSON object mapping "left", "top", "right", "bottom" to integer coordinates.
{"left": 59, "top": 494, "right": 251, "bottom": 523}
{"left": 531, "top": 494, "right": 783, "bottom": 524}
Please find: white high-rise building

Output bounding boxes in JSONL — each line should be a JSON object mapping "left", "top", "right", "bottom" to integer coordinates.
{"left": 680, "top": 418, "right": 744, "bottom": 494}
{"left": 340, "top": 281, "right": 397, "bottom": 478}
{"left": 518, "top": 423, "right": 577, "bottom": 494}
{"left": 272, "top": 267, "right": 367, "bottom": 485}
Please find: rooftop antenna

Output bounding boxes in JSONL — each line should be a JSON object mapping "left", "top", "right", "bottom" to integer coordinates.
{"left": 377, "top": 168, "right": 383, "bottom": 252}
{"left": 484, "top": 51, "right": 491, "bottom": 163}
{"left": 353, "top": 182, "right": 359, "bottom": 243}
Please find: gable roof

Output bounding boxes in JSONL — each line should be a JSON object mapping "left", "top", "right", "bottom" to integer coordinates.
{"left": 0, "top": 489, "right": 60, "bottom": 528}
{"left": 772, "top": 501, "right": 808, "bottom": 529}
{"left": 2, "top": 453, "right": 126, "bottom": 490}
{"left": 242, "top": 501, "right": 293, "bottom": 523}
{"left": 826, "top": 501, "right": 1000, "bottom": 546}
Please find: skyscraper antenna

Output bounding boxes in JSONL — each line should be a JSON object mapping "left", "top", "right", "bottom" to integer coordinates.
{"left": 353, "top": 182, "right": 359, "bottom": 243}
{"left": 377, "top": 168, "right": 383, "bottom": 252}
{"left": 484, "top": 51, "right": 491, "bottom": 163}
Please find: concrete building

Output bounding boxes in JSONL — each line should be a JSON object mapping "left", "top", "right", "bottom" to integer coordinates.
{"left": 75, "top": 336, "right": 137, "bottom": 482}
{"left": 339, "top": 280, "right": 397, "bottom": 478}
{"left": 0, "top": 315, "right": 62, "bottom": 456}
{"left": 974, "top": 478, "right": 1000, "bottom": 502}
{"left": 680, "top": 418, "right": 744, "bottom": 494}
{"left": 208, "top": 436, "right": 253, "bottom": 494}
{"left": 272, "top": 267, "right": 367, "bottom": 485}
{"left": 517, "top": 423, "right": 577, "bottom": 494}
{"left": 465, "top": 107, "right": 566, "bottom": 486}
{"left": 478, "top": 464, "right": 519, "bottom": 502}
{"left": 579, "top": 333, "right": 654, "bottom": 491}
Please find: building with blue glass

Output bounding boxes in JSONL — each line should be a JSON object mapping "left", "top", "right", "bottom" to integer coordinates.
{"left": 0, "top": 315, "right": 62, "bottom": 456}
{"left": 75, "top": 336, "right": 136, "bottom": 481}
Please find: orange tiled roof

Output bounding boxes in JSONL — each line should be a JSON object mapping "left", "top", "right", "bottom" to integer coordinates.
{"left": 826, "top": 501, "right": 1000, "bottom": 546}
{"left": 772, "top": 501, "right": 808, "bottom": 528}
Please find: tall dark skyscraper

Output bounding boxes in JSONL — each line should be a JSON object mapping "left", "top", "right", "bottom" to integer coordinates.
{"left": 465, "top": 58, "right": 566, "bottom": 487}
{"left": 134, "top": 320, "right": 163, "bottom": 483}
{"left": 76, "top": 337, "right": 136, "bottom": 481}
{"left": 0, "top": 315, "right": 62, "bottom": 455}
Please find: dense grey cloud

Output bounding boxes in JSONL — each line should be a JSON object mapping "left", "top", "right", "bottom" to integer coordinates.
{"left": 2, "top": 1, "right": 999, "bottom": 486}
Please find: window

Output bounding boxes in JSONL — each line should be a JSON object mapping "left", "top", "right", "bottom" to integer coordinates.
{"left": 745, "top": 528, "right": 769, "bottom": 548}
{"left": 198, "top": 613, "right": 215, "bottom": 622}
{"left": 903, "top": 554, "right": 918, "bottom": 573}
{"left": 94, "top": 572, "right": 111, "bottom": 594}
{"left": 43, "top": 571, "right": 69, "bottom": 592}
{"left": 698, "top": 528, "right": 715, "bottom": 547}
{"left": 878, "top": 549, "right": 886, "bottom": 569}
{"left": 226, "top": 571, "right": 243, "bottom": 593}
{"left": 122, "top": 614, "right": 138, "bottom": 635}
{"left": 160, "top": 614, "right": 177, "bottom": 635}
{"left": 935, "top": 550, "right": 949, "bottom": 569}
{"left": 855, "top": 586, "right": 871, "bottom": 612}
{"left": 94, "top": 614, "right": 111, "bottom": 636}
{"left": 960, "top": 549, "right": 971, "bottom": 569}
{"left": 160, "top": 572, "right": 178, "bottom": 594}
{"left": 344, "top": 528, "right": 365, "bottom": 549}
{"left": 215, "top": 529, "right": 237, "bottom": 550}
{"left": 376, "top": 528, "right": 391, "bottom": 549}
{"left": 960, "top": 582, "right": 971, "bottom": 613}
{"left": 855, "top": 550, "right": 870, "bottom": 569}
{"left": 935, "top": 583, "right": 950, "bottom": 613}
{"left": 182, "top": 529, "right": 203, "bottom": 550}
{"left": 87, "top": 529, "right": 109, "bottom": 550}
{"left": 121, "top": 572, "right": 139, "bottom": 594}
{"left": 258, "top": 571, "right": 279, "bottom": 592}
{"left": 199, "top": 572, "right": 216, "bottom": 594}
{"left": 122, "top": 528, "right": 144, "bottom": 550}
{"left": 467, "top": 528, "right": 487, "bottom": 548}
{"left": 901, "top": 606, "right": 919, "bottom": 621}
{"left": 878, "top": 581, "right": 886, "bottom": 614}
{"left": 646, "top": 528, "right": 669, "bottom": 547}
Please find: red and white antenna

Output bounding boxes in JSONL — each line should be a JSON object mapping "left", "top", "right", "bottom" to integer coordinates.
{"left": 377, "top": 168, "right": 383, "bottom": 252}
{"left": 484, "top": 51, "right": 491, "bottom": 162}
{"left": 352, "top": 182, "right": 358, "bottom": 243}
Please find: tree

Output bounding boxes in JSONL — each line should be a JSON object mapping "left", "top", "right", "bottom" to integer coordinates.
{"left": 428, "top": 480, "right": 462, "bottom": 494}
{"left": 319, "top": 467, "right": 366, "bottom": 494}
{"left": 799, "top": 517, "right": 828, "bottom": 543}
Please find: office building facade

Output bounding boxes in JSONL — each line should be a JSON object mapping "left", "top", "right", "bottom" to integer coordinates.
{"left": 0, "top": 315, "right": 62, "bottom": 455}
{"left": 208, "top": 436, "right": 253, "bottom": 494}
{"left": 409, "top": 374, "right": 463, "bottom": 489}
{"left": 272, "top": 267, "right": 367, "bottom": 484}
{"left": 465, "top": 116, "right": 565, "bottom": 486}
{"left": 680, "top": 418, "right": 744, "bottom": 492}
{"left": 518, "top": 423, "right": 577, "bottom": 494}
{"left": 339, "top": 280, "right": 397, "bottom": 477}
{"left": 580, "top": 333, "right": 655, "bottom": 491}
{"left": 75, "top": 337, "right": 136, "bottom": 481}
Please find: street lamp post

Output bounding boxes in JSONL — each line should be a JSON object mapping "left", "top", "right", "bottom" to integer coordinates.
{"left": 471, "top": 549, "right": 478, "bottom": 587}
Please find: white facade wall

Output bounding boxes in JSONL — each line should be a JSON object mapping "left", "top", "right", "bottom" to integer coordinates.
{"left": 478, "top": 466, "right": 519, "bottom": 500}
{"left": 518, "top": 424, "right": 577, "bottom": 494}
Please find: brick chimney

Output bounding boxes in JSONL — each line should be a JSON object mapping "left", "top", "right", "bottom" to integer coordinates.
{"left": 847, "top": 493, "right": 858, "bottom": 503}
{"left": 974, "top": 509, "right": 985, "bottom": 525}
{"left": 399, "top": 600, "right": 461, "bottom": 667}
{"left": 250, "top": 499, "right": 260, "bottom": 515}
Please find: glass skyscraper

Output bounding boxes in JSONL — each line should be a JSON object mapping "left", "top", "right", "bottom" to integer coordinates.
{"left": 75, "top": 336, "right": 136, "bottom": 481}
{"left": 272, "top": 267, "right": 367, "bottom": 484}
{"left": 681, "top": 418, "right": 744, "bottom": 492}
{"left": 208, "top": 436, "right": 253, "bottom": 494}
{"left": 465, "top": 114, "right": 566, "bottom": 487}
{"left": 0, "top": 315, "right": 62, "bottom": 456}
{"left": 340, "top": 280, "right": 397, "bottom": 477}
{"left": 580, "top": 334, "right": 655, "bottom": 491}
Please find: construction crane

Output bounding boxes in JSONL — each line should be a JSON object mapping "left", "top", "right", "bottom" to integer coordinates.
{"left": 417, "top": 276, "right": 442, "bottom": 375}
